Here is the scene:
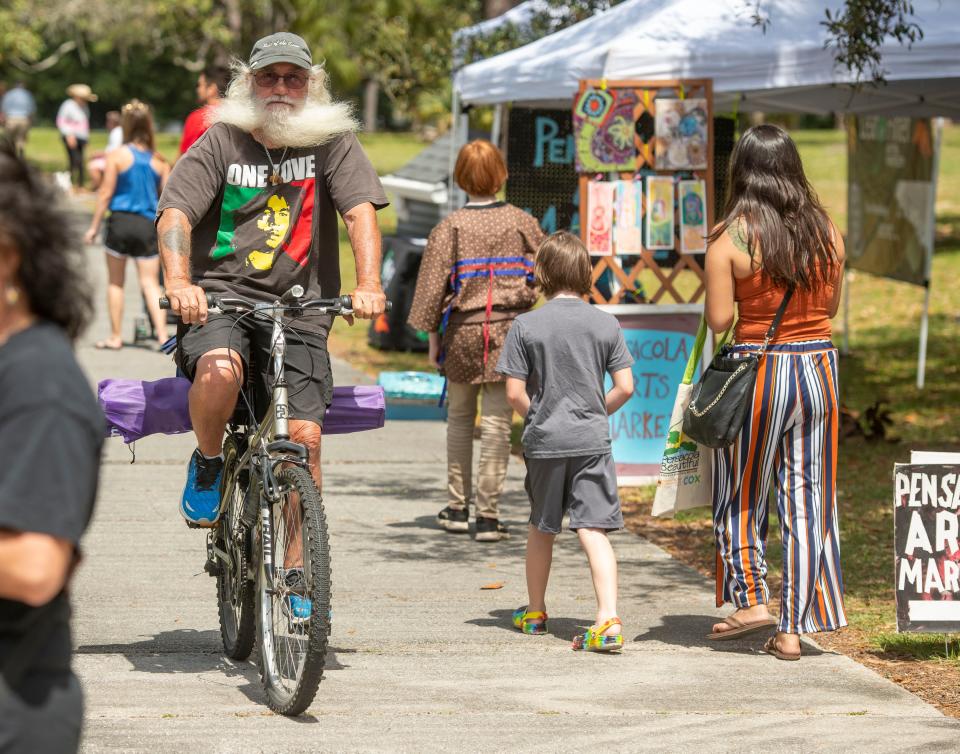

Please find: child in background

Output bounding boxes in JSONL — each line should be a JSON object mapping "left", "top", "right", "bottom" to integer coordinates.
{"left": 496, "top": 231, "right": 635, "bottom": 652}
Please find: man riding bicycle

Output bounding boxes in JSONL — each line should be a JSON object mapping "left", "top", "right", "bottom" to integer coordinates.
{"left": 156, "top": 33, "right": 388, "bottom": 535}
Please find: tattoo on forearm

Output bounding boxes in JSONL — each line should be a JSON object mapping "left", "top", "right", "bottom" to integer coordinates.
{"left": 161, "top": 225, "right": 189, "bottom": 257}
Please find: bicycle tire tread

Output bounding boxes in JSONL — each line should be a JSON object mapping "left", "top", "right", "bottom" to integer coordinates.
{"left": 259, "top": 465, "right": 331, "bottom": 716}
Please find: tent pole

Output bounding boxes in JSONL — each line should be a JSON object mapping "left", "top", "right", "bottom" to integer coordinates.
{"left": 841, "top": 270, "right": 851, "bottom": 356}
{"left": 447, "top": 89, "right": 460, "bottom": 214}
{"left": 917, "top": 118, "right": 944, "bottom": 391}
{"left": 491, "top": 104, "right": 504, "bottom": 149}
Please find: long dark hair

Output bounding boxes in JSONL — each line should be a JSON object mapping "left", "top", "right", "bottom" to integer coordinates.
{"left": 710, "top": 124, "right": 837, "bottom": 290}
{"left": 0, "top": 138, "right": 93, "bottom": 340}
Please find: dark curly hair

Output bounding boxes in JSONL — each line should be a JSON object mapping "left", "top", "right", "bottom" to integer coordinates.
{"left": 0, "top": 138, "right": 93, "bottom": 340}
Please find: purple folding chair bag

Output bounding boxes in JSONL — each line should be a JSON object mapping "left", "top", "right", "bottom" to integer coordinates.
{"left": 99, "top": 378, "right": 385, "bottom": 443}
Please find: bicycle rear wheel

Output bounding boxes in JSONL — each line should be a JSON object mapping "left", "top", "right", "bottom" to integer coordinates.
{"left": 257, "top": 465, "right": 331, "bottom": 716}
{"left": 216, "top": 435, "right": 256, "bottom": 660}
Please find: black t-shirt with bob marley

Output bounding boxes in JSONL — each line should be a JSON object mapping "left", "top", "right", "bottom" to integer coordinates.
{"left": 157, "top": 123, "right": 388, "bottom": 333}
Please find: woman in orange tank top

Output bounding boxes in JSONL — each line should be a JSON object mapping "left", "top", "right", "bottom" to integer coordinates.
{"left": 703, "top": 124, "right": 847, "bottom": 660}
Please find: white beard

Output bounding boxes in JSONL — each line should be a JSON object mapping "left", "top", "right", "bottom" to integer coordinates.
{"left": 212, "top": 91, "right": 357, "bottom": 148}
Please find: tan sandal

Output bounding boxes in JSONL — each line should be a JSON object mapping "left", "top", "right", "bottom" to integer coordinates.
{"left": 763, "top": 635, "right": 801, "bottom": 661}
{"left": 706, "top": 614, "right": 777, "bottom": 641}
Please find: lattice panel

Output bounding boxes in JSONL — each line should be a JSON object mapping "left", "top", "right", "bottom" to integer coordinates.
{"left": 576, "top": 79, "right": 714, "bottom": 305}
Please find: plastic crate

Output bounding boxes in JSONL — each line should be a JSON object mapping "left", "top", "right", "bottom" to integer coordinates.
{"left": 377, "top": 371, "right": 447, "bottom": 421}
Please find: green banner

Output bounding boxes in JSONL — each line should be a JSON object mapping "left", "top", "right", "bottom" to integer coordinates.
{"left": 847, "top": 116, "right": 934, "bottom": 287}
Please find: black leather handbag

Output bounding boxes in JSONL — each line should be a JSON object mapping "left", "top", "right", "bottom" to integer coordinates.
{"left": 682, "top": 289, "right": 794, "bottom": 448}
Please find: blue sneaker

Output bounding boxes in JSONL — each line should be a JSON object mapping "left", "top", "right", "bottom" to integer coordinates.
{"left": 282, "top": 568, "right": 312, "bottom": 622}
{"left": 180, "top": 449, "right": 224, "bottom": 527}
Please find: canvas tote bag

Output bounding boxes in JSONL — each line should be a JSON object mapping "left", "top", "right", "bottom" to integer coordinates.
{"left": 652, "top": 318, "right": 718, "bottom": 518}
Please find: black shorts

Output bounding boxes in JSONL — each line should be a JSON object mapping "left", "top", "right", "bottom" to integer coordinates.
{"left": 104, "top": 211, "right": 159, "bottom": 259}
{"left": 177, "top": 313, "right": 333, "bottom": 427}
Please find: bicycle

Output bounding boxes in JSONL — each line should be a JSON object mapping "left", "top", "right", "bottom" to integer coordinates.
{"left": 160, "top": 285, "right": 353, "bottom": 716}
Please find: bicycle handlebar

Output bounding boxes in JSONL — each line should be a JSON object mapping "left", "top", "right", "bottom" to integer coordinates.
{"left": 159, "top": 291, "right": 391, "bottom": 315}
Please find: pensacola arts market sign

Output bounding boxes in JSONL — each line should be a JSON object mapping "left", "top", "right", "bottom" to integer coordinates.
{"left": 894, "top": 464, "right": 960, "bottom": 632}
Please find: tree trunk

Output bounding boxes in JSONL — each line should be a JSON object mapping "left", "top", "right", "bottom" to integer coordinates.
{"left": 363, "top": 79, "right": 380, "bottom": 133}
{"left": 482, "top": 0, "right": 519, "bottom": 20}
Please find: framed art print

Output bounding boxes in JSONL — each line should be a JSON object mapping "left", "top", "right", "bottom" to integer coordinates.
{"left": 587, "top": 180, "right": 616, "bottom": 255}
{"left": 654, "top": 98, "right": 708, "bottom": 170}
{"left": 645, "top": 176, "right": 675, "bottom": 250}
{"left": 678, "top": 179, "right": 707, "bottom": 253}
{"left": 615, "top": 180, "right": 643, "bottom": 254}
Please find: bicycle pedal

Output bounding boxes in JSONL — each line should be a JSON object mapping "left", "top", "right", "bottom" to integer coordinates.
{"left": 204, "top": 559, "right": 220, "bottom": 577}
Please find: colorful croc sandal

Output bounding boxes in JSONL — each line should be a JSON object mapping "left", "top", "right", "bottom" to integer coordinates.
{"left": 512, "top": 606, "right": 548, "bottom": 635}
{"left": 572, "top": 617, "right": 624, "bottom": 652}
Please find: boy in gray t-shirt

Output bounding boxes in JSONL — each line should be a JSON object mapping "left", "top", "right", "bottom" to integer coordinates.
{"left": 496, "top": 231, "right": 634, "bottom": 652}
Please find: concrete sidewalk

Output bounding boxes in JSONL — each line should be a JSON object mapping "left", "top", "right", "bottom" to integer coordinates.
{"left": 70, "top": 226, "right": 959, "bottom": 752}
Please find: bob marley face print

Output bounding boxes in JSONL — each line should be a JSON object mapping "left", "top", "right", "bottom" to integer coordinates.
{"left": 210, "top": 155, "right": 317, "bottom": 279}
{"left": 247, "top": 194, "right": 291, "bottom": 270}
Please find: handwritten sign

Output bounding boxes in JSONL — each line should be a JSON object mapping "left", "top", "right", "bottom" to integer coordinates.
{"left": 601, "top": 306, "right": 702, "bottom": 482}
{"left": 506, "top": 108, "right": 579, "bottom": 234}
{"left": 894, "top": 463, "right": 960, "bottom": 632}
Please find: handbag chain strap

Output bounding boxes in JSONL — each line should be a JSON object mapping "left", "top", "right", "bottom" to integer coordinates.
{"left": 688, "top": 287, "right": 796, "bottom": 419}
{"left": 688, "top": 360, "right": 752, "bottom": 417}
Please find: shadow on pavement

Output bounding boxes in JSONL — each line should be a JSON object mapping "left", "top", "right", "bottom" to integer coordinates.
{"left": 633, "top": 614, "right": 827, "bottom": 657}
{"left": 466, "top": 608, "right": 592, "bottom": 643}
{"left": 76, "top": 628, "right": 355, "bottom": 708}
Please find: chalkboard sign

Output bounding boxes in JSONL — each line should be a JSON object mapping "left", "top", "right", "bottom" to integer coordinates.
{"left": 894, "top": 463, "right": 960, "bottom": 632}
{"left": 601, "top": 305, "right": 702, "bottom": 483}
{"left": 505, "top": 107, "right": 579, "bottom": 234}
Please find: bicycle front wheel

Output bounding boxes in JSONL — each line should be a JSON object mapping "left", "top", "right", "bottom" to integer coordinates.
{"left": 257, "top": 465, "right": 331, "bottom": 716}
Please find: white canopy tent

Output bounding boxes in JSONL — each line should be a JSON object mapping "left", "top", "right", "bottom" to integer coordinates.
{"left": 454, "top": 0, "right": 960, "bottom": 117}
{"left": 451, "top": 0, "right": 960, "bottom": 388}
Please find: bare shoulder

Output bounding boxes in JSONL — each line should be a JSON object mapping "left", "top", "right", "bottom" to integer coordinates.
{"left": 827, "top": 216, "right": 846, "bottom": 262}
{"left": 706, "top": 221, "right": 735, "bottom": 260}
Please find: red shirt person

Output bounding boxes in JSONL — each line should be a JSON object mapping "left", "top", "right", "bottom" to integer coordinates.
{"left": 179, "top": 66, "right": 230, "bottom": 155}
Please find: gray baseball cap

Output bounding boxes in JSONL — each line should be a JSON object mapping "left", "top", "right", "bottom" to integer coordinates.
{"left": 249, "top": 32, "right": 312, "bottom": 70}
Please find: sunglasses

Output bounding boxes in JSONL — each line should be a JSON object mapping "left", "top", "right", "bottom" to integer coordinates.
{"left": 253, "top": 72, "right": 308, "bottom": 90}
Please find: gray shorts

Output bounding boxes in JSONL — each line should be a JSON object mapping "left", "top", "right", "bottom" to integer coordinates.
{"left": 524, "top": 453, "right": 623, "bottom": 534}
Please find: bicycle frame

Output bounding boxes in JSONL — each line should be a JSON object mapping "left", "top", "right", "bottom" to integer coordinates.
{"left": 223, "top": 302, "right": 312, "bottom": 598}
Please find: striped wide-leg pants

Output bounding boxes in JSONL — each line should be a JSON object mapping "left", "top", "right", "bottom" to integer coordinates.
{"left": 713, "top": 340, "right": 847, "bottom": 634}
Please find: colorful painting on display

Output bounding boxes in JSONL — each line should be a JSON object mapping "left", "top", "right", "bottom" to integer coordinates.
{"left": 645, "top": 176, "right": 675, "bottom": 250}
{"left": 615, "top": 180, "right": 643, "bottom": 254}
{"left": 587, "top": 180, "right": 615, "bottom": 255}
{"left": 574, "top": 87, "right": 637, "bottom": 173}
{"left": 654, "top": 98, "right": 708, "bottom": 170}
{"left": 678, "top": 179, "right": 707, "bottom": 253}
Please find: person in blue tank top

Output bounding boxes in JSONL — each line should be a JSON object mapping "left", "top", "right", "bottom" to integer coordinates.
{"left": 85, "top": 99, "right": 171, "bottom": 350}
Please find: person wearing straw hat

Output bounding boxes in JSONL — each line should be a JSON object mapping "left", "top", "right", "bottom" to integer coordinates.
{"left": 57, "top": 83, "right": 97, "bottom": 190}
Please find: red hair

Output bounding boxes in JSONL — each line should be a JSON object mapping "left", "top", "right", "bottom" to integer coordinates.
{"left": 454, "top": 140, "right": 507, "bottom": 196}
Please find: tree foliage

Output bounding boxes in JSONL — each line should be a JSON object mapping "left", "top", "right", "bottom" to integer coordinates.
{"left": 822, "top": 0, "right": 924, "bottom": 83}
{"left": 749, "top": 1, "right": 924, "bottom": 84}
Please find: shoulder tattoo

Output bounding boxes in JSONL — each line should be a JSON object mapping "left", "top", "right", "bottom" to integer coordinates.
{"left": 728, "top": 220, "right": 750, "bottom": 255}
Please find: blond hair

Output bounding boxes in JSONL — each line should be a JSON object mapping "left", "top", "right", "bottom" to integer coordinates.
{"left": 121, "top": 99, "right": 155, "bottom": 151}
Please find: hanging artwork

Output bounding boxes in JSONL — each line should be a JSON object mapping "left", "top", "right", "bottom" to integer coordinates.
{"left": 678, "top": 179, "right": 708, "bottom": 253}
{"left": 574, "top": 87, "right": 637, "bottom": 173}
{"left": 654, "top": 98, "right": 708, "bottom": 170}
{"left": 587, "top": 180, "right": 615, "bottom": 255}
{"left": 645, "top": 176, "right": 675, "bottom": 250}
{"left": 615, "top": 180, "right": 643, "bottom": 254}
